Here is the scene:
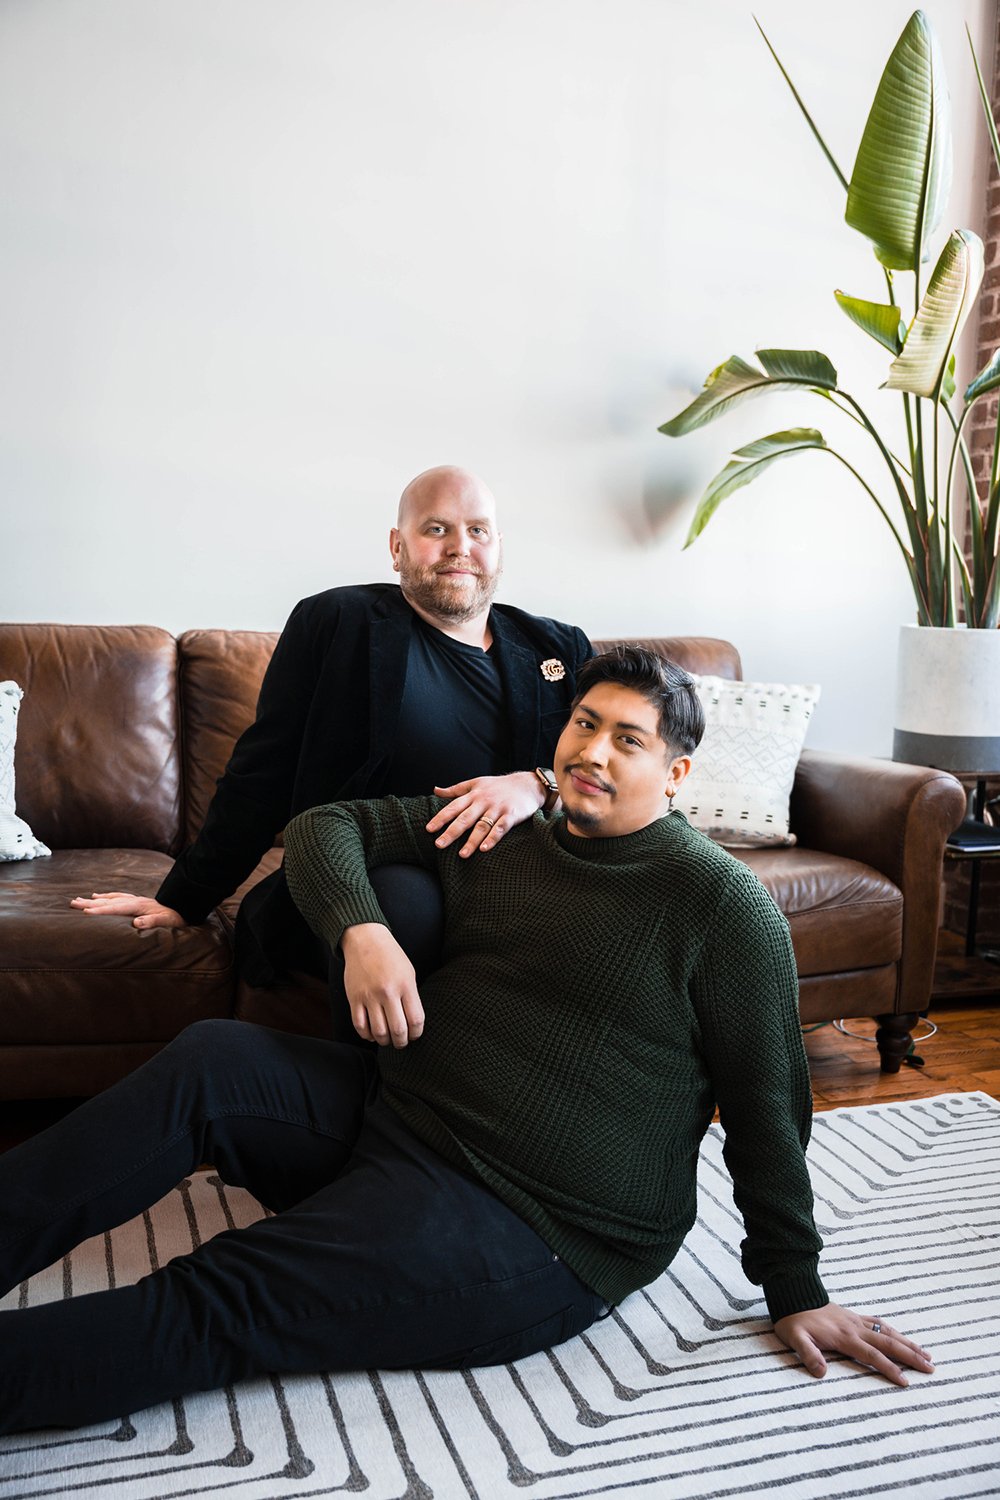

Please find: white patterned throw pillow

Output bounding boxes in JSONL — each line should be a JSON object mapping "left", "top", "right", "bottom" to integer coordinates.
{"left": 0, "top": 681, "right": 50, "bottom": 861}
{"left": 676, "top": 675, "right": 820, "bottom": 847}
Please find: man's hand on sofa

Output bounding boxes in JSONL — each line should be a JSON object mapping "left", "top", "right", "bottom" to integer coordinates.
{"left": 70, "top": 892, "right": 188, "bottom": 930}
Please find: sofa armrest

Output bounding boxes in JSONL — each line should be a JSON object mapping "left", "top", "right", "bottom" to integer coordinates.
{"left": 790, "top": 748, "right": 966, "bottom": 1014}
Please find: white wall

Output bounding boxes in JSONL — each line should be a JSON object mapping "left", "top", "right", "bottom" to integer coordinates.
{"left": 0, "top": 0, "right": 992, "bottom": 753}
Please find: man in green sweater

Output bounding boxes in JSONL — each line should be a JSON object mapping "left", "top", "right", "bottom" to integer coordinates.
{"left": 0, "top": 648, "right": 932, "bottom": 1434}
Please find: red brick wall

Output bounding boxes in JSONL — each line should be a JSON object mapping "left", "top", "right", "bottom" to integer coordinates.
{"left": 944, "top": 0, "right": 1000, "bottom": 943}
{"left": 968, "top": 1, "right": 1000, "bottom": 524}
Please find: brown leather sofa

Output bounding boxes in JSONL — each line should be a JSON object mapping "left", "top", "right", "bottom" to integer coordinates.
{"left": 0, "top": 622, "right": 966, "bottom": 1099}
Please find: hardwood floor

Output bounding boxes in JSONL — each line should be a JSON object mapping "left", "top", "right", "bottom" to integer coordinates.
{"left": 803, "top": 930, "right": 1000, "bottom": 1108}
{"left": 805, "top": 997, "right": 1000, "bottom": 1111}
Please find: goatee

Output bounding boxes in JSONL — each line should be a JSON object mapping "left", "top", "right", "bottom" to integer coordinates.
{"left": 398, "top": 553, "right": 501, "bottom": 624}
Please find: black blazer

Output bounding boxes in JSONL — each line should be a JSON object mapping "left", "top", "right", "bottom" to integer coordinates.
{"left": 158, "top": 584, "right": 592, "bottom": 978}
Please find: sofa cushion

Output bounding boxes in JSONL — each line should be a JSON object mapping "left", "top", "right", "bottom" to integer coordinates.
{"left": 737, "top": 847, "right": 903, "bottom": 977}
{"left": 0, "top": 624, "right": 181, "bottom": 852}
{"left": 216, "top": 847, "right": 284, "bottom": 931}
{"left": 177, "top": 629, "right": 280, "bottom": 847}
{"left": 0, "top": 849, "right": 233, "bottom": 1049}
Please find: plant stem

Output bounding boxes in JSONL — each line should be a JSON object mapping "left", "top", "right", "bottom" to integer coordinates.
{"left": 936, "top": 400, "right": 955, "bottom": 625}
{"left": 824, "top": 449, "right": 908, "bottom": 551}
{"left": 946, "top": 396, "right": 994, "bottom": 624}
{"left": 837, "top": 391, "right": 926, "bottom": 586}
{"left": 945, "top": 404, "right": 975, "bottom": 608}
{"left": 837, "top": 394, "right": 914, "bottom": 514}
{"left": 944, "top": 399, "right": 981, "bottom": 519}
{"left": 822, "top": 391, "right": 912, "bottom": 474}
{"left": 824, "top": 447, "right": 928, "bottom": 620}
{"left": 903, "top": 393, "right": 918, "bottom": 482}
{"left": 755, "top": 18, "right": 849, "bottom": 192}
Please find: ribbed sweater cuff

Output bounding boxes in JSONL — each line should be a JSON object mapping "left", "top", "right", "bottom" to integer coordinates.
{"left": 763, "top": 1266, "right": 828, "bottom": 1323}
{"left": 316, "top": 891, "right": 390, "bottom": 952}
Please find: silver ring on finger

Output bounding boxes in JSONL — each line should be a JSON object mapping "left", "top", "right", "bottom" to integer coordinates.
{"left": 871, "top": 1320, "right": 882, "bottom": 1335}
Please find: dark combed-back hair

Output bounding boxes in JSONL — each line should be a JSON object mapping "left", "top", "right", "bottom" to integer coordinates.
{"left": 572, "top": 645, "right": 705, "bottom": 756}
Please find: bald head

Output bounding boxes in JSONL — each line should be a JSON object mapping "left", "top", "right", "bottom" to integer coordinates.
{"left": 390, "top": 465, "right": 503, "bottom": 631}
{"left": 396, "top": 466, "right": 498, "bottom": 529}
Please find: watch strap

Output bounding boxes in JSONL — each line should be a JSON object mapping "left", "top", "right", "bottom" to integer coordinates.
{"left": 534, "top": 766, "right": 559, "bottom": 812}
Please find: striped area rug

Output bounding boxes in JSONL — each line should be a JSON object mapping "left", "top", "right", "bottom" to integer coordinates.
{"left": 1, "top": 1091, "right": 997, "bottom": 1499}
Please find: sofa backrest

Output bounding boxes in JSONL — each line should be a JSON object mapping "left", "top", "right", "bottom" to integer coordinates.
{"left": 0, "top": 623, "right": 742, "bottom": 854}
{"left": 177, "top": 629, "right": 279, "bottom": 847}
{"left": 0, "top": 623, "right": 181, "bottom": 851}
{"left": 176, "top": 629, "right": 742, "bottom": 848}
{"left": 592, "top": 636, "right": 741, "bottom": 679}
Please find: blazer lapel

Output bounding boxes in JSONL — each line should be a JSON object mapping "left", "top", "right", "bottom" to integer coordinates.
{"left": 366, "top": 593, "right": 413, "bottom": 773}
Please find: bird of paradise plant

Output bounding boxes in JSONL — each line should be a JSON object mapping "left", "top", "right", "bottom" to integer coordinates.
{"left": 660, "top": 10, "right": 1000, "bottom": 629}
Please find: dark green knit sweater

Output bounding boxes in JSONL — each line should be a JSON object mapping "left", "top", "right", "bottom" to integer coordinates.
{"left": 284, "top": 797, "right": 827, "bottom": 1321}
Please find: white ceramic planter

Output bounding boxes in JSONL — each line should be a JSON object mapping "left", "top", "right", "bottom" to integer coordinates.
{"left": 893, "top": 623, "right": 1000, "bottom": 773}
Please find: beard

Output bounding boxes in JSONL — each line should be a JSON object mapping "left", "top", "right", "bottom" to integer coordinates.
{"left": 397, "top": 543, "right": 502, "bottom": 623}
{"left": 564, "top": 804, "right": 603, "bottom": 834}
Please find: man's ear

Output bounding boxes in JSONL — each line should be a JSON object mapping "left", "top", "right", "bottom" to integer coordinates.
{"left": 666, "top": 754, "right": 692, "bottom": 797}
{"left": 389, "top": 528, "right": 400, "bottom": 571}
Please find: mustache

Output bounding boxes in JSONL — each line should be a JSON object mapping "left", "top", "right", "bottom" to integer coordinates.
{"left": 566, "top": 764, "right": 614, "bottom": 794}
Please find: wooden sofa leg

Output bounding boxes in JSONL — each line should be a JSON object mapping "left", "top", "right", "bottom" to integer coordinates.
{"left": 875, "top": 1012, "right": 918, "bottom": 1074}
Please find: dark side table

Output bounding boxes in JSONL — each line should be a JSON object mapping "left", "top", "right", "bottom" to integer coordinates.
{"left": 945, "top": 779, "right": 1000, "bottom": 959}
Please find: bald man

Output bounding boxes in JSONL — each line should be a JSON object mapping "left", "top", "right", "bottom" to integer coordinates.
{"left": 73, "top": 467, "right": 592, "bottom": 1013}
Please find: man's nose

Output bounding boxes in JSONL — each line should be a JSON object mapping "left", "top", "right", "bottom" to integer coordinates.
{"left": 446, "top": 534, "right": 470, "bottom": 555}
{"left": 581, "top": 736, "right": 610, "bottom": 766}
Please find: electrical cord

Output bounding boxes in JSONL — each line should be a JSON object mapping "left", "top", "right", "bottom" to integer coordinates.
{"left": 832, "top": 1017, "right": 938, "bottom": 1044}
{"left": 800, "top": 1017, "right": 938, "bottom": 1068}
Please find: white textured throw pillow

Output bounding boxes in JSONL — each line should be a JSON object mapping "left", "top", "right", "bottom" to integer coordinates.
{"left": 0, "top": 681, "right": 50, "bottom": 861}
{"left": 677, "top": 675, "right": 820, "bottom": 847}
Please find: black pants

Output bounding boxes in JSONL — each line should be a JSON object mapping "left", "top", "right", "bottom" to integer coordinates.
{"left": 0, "top": 1019, "right": 602, "bottom": 1434}
{"left": 327, "top": 864, "right": 447, "bottom": 1045}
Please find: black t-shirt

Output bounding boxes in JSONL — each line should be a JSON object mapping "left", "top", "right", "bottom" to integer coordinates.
{"left": 378, "top": 614, "right": 514, "bottom": 796}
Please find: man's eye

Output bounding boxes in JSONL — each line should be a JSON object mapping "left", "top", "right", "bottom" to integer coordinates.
{"left": 576, "top": 718, "right": 594, "bottom": 730}
{"left": 621, "top": 736, "right": 641, "bottom": 748}
{"left": 470, "top": 526, "right": 489, "bottom": 537}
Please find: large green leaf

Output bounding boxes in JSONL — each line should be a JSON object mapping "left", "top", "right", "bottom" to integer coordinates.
{"left": 684, "top": 429, "right": 826, "bottom": 546}
{"left": 846, "top": 10, "right": 952, "bottom": 270}
{"left": 660, "top": 353, "right": 836, "bottom": 437}
{"left": 659, "top": 356, "right": 770, "bottom": 436}
{"left": 756, "top": 348, "right": 838, "bottom": 385}
{"left": 965, "top": 349, "right": 1000, "bottom": 403}
{"left": 834, "top": 292, "right": 906, "bottom": 353}
{"left": 886, "top": 230, "right": 984, "bottom": 397}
